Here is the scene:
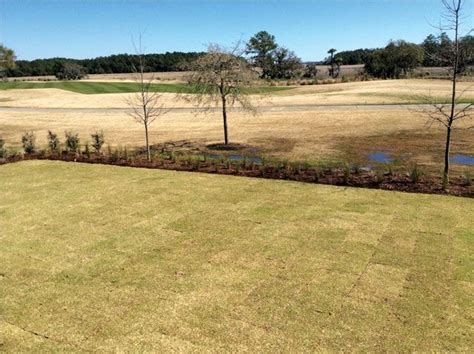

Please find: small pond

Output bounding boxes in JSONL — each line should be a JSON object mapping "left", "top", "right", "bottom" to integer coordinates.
{"left": 451, "top": 154, "right": 474, "bottom": 165}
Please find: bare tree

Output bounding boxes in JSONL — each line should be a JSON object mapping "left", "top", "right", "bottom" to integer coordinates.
{"left": 421, "top": 0, "right": 473, "bottom": 190}
{"left": 185, "top": 43, "right": 259, "bottom": 145}
{"left": 126, "top": 37, "right": 168, "bottom": 161}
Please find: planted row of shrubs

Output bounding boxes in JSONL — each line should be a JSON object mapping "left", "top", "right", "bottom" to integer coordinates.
{"left": 0, "top": 132, "right": 471, "bottom": 190}
{"left": 4, "top": 130, "right": 105, "bottom": 156}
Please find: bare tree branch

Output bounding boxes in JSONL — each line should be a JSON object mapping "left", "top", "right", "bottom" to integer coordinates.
{"left": 182, "top": 42, "right": 260, "bottom": 145}
{"left": 125, "top": 35, "right": 168, "bottom": 161}
{"left": 420, "top": 0, "right": 473, "bottom": 190}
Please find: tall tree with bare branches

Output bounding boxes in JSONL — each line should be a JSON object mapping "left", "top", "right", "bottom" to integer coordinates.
{"left": 126, "top": 37, "right": 168, "bottom": 161}
{"left": 185, "top": 43, "right": 259, "bottom": 145}
{"left": 422, "top": 0, "right": 473, "bottom": 190}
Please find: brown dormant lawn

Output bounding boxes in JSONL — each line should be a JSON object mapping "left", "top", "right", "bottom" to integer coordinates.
{"left": 1, "top": 161, "right": 473, "bottom": 351}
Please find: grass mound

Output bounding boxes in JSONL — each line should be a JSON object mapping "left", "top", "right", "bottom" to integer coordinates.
{"left": 1, "top": 161, "right": 473, "bottom": 351}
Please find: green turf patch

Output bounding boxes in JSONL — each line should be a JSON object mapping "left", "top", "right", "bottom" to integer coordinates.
{"left": 0, "top": 81, "right": 293, "bottom": 95}
{"left": 1, "top": 161, "right": 473, "bottom": 351}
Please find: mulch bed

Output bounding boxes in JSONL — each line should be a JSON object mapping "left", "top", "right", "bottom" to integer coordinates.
{"left": 1, "top": 153, "right": 473, "bottom": 198}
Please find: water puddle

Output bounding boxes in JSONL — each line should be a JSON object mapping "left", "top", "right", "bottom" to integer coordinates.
{"left": 228, "top": 155, "right": 263, "bottom": 164}
{"left": 206, "top": 154, "right": 262, "bottom": 164}
{"left": 368, "top": 152, "right": 392, "bottom": 164}
{"left": 451, "top": 154, "right": 474, "bottom": 165}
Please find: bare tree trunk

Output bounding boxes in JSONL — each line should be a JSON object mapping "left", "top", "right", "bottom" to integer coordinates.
{"left": 144, "top": 121, "right": 150, "bottom": 161}
{"left": 222, "top": 95, "right": 229, "bottom": 145}
{"left": 443, "top": 0, "right": 460, "bottom": 190}
{"left": 443, "top": 126, "right": 452, "bottom": 188}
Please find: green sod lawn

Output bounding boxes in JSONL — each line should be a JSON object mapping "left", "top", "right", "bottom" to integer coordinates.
{"left": 0, "top": 81, "right": 292, "bottom": 94}
{"left": 1, "top": 161, "right": 473, "bottom": 351}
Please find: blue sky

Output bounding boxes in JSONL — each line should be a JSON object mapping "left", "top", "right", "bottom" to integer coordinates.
{"left": 0, "top": 0, "right": 472, "bottom": 61}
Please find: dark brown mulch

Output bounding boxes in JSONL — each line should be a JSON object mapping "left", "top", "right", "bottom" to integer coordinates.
{"left": 1, "top": 153, "right": 472, "bottom": 198}
{"left": 206, "top": 143, "right": 253, "bottom": 151}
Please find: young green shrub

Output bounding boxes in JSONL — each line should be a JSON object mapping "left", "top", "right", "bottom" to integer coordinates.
{"left": 301, "top": 161, "right": 311, "bottom": 171}
{"left": 461, "top": 171, "right": 472, "bottom": 187}
{"left": 21, "top": 132, "right": 36, "bottom": 154}
{"left": 91, "top": 131, "right": 105, "bottom": 153}
{"left": 0, "top": 137, "right": 7, "bottom": 158}
{"left": 47, "top": 130, "right": 60, "bottom": 153}
{"left": 117, "top": 145, "right": 124, "bottom": 159}
{"left": 313, "top": 168, "right": 321, "bottom": 182}
{"left": 409, "top": 164, "right": 423, "bottom": 183}
{"left": 85, "top": 143, "right": 91, "bottom": 158}
{"left": 170, "top": 151, "right": 177, "bottom": 163}
{"left": 111, "top": 148, "right": 119, "bottom": 161}
{"left": 191, "top": 156, "right": 201, "bottom": 170}
{"left": 65, "top": 131, "right": 80, "bottom": 153}
{"left": 343, "top": 163, "right": 351, "bottom": 184}
{"left": 123, "top": 147, "right": 129, "bottom": 161}
{"left": 375, "top": 170, "right": 385, "bottom": 185}
{"left": 352, "top": 163, "right": 362, "bottom": 174}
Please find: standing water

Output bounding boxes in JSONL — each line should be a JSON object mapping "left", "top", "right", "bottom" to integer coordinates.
{"left": 368, "top": 152, "right": 392, "bottom": 164}
{"left": 451, "top": 154, "right": 474, "bottom": 165}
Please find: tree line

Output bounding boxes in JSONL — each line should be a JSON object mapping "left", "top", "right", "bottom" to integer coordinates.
{"left": 324, "top": 33, "right": 473, "bottom": 67}
{"left": 2, "top": 30, "right": 473, "bottom": 81}
{"left": 4, "top": 52, "right": 205, "bottom": 77}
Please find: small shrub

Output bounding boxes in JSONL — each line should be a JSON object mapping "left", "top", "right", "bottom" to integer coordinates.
{"left": 343, "top": 163, "right": 351, "bottom": 184}
{"left": 170, "top": 151, "right": 177, "bottom": 163}
{"left": 107, "top": 145, "right": 112, "bottom": 157}
{"left": 375, "top": 170, "right": 385, "bottom": 185}
{"left": 85, "top": 143, "right": 91, "bottom": 158}
{"left": 461, "top": 171, "right": 472, "bottom": 187}
{"left": 409, "top": 164, "right": 423, "bottom": 183}
{"left": 111, "top": 148, "right": 119, "bottom": 161}
{"left": 352, "top": 163, "right": 362, "bottom": 174}
{"left": 0, "top": 137, "right": 7, "bottom": 158}
{"left": 65, "top": 131, "right": 80, "bottom": 153}
{"left": 313, "top": 168, "right": 320, "bottom": 182}
{"left": 117, "top": 145, "right": 124, "bottom": 159}
{"left": 47, "top": 130, "right": 60, "bottom": 153}
{"left": 21, "top": 132, "right": 36, "bottom": 154}
{"left": 91, "top": 131, "right": 105, "bottom": 153}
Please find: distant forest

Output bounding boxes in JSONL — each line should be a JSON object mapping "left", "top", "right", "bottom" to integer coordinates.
{"left": 6, "top": 52, "right": 205, "bottom": 77}
{"left": 322, "top": 33, "right": 474, "bottom": 67}
{"left": 6, "top": 32, "right": 474, "bottom": 78}
{"left": 321, "top": 49, "right": 376, "bottom": 65}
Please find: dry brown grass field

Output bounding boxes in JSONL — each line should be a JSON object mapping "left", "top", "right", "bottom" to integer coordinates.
{"left": 1, "top": 79, "right": 473, "bottom": 174}
{"left": 1, "top": 79, "right": 472, "bottom": 108}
